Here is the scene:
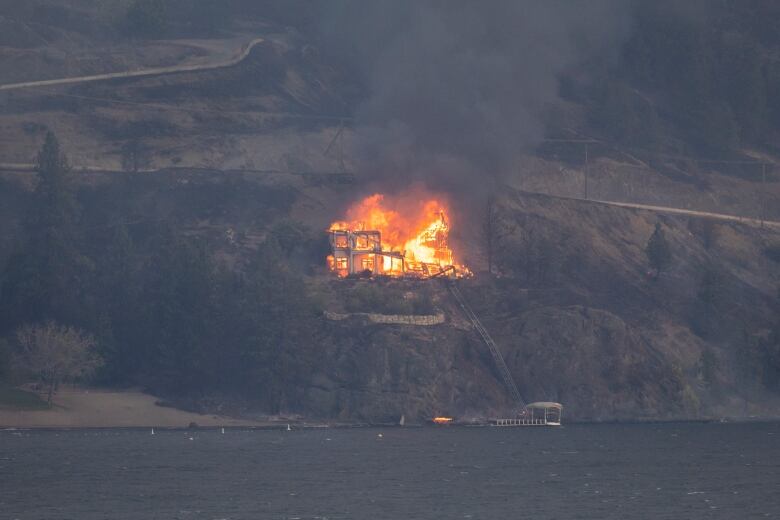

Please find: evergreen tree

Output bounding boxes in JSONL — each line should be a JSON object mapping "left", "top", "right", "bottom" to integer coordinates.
{"left": 237, "top": 238, "right": 318, "bottom": 412}
{"left": 645, "top": 222, "right": 672, "bottom": 277}
{"left": 92, "top": 223, "right": 141, "bottom": 384}
{"left": 138, "top": 230, "right": 217, "bottom": 394}
{"left": 0, "top": 132, "right": 91, "bottom": 332}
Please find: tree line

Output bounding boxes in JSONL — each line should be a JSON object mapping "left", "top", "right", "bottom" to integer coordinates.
{"left": 0, "top": 133, "right": 320, "bottom": 411}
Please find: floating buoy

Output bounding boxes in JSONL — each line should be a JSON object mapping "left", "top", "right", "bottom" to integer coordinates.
{"left": 189, "top": 436, "right": 194, "bottom": 441}
{"left": 377, "top": 433, "right": 383, "bottom": 438}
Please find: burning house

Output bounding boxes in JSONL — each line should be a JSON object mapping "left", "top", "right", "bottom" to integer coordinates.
{"left": 327, "top": 228, "right": 405, "bottom": 276}
{"left": 326, "top": 194, "right": 469, "bottom": 278}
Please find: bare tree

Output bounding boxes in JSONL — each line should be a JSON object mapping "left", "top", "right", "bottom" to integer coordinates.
{"left": 15, "top": 322, "right": 103, "bottom": 405}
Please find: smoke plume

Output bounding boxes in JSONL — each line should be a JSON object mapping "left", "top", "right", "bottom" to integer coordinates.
{"left": 320, "top": 1, "right": 634, "bottom": 196}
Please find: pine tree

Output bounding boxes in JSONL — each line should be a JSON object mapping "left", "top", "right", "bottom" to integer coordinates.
{"left": 0, "top": 132, "right": 90, "bottom": 332}
{"left": 139, "top": 230, "right": 217, "bottom": 394}
{"left": 645, "top": 222, "right": 672, "bottom": 277}
{"left": 93, "top": 223, "right": 140, "bottom": 383}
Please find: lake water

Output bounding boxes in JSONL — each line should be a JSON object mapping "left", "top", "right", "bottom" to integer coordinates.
{"left": 1, "top": 422, "right": 779, "bottom": 519}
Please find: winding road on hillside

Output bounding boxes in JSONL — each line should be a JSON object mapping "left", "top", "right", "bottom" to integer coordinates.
{"left": 0, "top": 37, "right": 266, "bottom": 92}
{"left": 0, "top": 35, "right": 776, "bottom": 231}
{"left": 527, "top": 192, "right": 780, "bottom": 229}
{"left": 518, "top": 191, "right": 779, "bottom": 230}
{"left": 588, "top": 198, "right": 780, "bottom": 229}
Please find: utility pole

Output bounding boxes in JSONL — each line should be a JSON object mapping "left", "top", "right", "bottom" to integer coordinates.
{"left": 323, "top": 119, "right": 346, "bottom": 174}
{"left": 584, "top": 143, "right": 589, "bottom": 200}
{"left": 761, "top": 162, "right": 767, "bottom": 229}
{"left": 541, "top": 138, "right": 598, "bottom": 200}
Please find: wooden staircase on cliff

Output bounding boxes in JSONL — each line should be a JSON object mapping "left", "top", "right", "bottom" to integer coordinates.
{"left": 446, "top": 281, "right": 526, "bottom": 412}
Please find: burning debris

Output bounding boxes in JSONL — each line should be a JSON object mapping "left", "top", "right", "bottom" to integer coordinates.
{"left": 327, "top": 193, "right": 470, "bottom": 278}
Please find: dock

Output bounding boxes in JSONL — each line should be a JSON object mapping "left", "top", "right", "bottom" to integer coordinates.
{"left": 492, "top": 402, "right": 563, "bottom": 427}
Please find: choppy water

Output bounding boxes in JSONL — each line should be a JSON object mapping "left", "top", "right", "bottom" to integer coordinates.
{"left": 1, "top": 422, "right": 779, "bottom": 519}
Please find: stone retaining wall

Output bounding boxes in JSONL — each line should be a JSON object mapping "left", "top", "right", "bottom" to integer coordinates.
{"left": 324, "top": 311, "right": 446, "bottom": 326}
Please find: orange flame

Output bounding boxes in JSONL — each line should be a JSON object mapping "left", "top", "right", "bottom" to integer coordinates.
{"left": 328, "top": 192, "right": 468, "bottom": 277}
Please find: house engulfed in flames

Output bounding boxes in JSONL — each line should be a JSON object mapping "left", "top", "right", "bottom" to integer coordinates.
{"left": 326, "top": 193, "right": 469, "bottom": 278}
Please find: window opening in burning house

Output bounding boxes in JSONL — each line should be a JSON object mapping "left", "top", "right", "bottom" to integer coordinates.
{"left": 326, "top": 194, "right": 470, "bottom": 279}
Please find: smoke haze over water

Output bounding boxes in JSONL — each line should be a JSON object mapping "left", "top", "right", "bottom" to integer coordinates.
{"left": 320, "top": 1, "right": 634, "bottom": 196}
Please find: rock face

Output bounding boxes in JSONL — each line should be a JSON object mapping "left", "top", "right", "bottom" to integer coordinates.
{"left": 302, "top": 304, "right": 685, "bottom": 423}
{"left": 499, "top": 306, "right": 685, "bottom": 421}
{"left": 295, "top": 189, "right": 780, "bottom": 424}
{"left": 304, "top": 320, "right": 511, "bottom": 423}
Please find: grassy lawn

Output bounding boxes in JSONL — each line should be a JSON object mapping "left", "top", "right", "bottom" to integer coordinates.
{"left": 0, "top": 385, "right": 49, "bottom": 410}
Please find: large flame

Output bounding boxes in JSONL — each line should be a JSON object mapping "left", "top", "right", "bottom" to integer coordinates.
{"left": 328, "top": 193, "right": 468, "bottom": 277}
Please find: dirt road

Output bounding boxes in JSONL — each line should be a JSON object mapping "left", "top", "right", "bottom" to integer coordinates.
{"left": 0, "top": 37, "right": 265, "bottom": 92}
{"left": 518, "top": 190, "right": 780, "bottom": 229}
{"left": 588, "top": 198, "right": 780, "bottom": 229}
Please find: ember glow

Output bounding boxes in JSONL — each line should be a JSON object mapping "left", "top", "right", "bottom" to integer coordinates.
{"left": 327, "top": 193, "right": 469, "bottom": 278}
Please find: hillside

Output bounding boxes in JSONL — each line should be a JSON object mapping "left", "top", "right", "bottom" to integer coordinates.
{"left": 2, "top": 165, "right": 778, "bottom": 423}
{"left": 0, "top": 1, "right": 779, "bottom": 424}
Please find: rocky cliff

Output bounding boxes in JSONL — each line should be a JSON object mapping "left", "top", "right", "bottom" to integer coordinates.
{"left": 295, "top": 189, "right": 780, "bottom": 423}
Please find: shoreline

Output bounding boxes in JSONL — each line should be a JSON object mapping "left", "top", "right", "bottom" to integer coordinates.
{"left": 0, "top": 387, "right": 265, "bottom": 429}
{"left": 2, "top": 387, "right": 778, "bottom": 429}
{"left": 3, "top": 418, "right": 780, "bottom": 431}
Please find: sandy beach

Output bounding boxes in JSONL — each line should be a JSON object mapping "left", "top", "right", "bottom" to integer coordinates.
{"left": 0, "top": 387, "right": 263, "bottom": 428}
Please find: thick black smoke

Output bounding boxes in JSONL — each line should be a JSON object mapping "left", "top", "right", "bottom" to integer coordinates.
{"left": 320, "top": 1, "right": 634, "bottom": 195}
